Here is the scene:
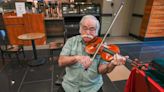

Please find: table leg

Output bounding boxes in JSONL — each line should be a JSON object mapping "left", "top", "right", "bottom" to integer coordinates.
{"left": 31, "top": 40, "right": 37, "bottom": 59}
{"left": 28, "top": 39, "right": 45, "bottom": 66}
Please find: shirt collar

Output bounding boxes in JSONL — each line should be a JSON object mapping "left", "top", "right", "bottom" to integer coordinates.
{"left": 78, "top": 35, "right": 87, "bottom": 45}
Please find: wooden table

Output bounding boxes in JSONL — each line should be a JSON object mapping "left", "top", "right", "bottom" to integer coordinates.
{"left": 18, "top": 33, "right": 46, "bottom": 66}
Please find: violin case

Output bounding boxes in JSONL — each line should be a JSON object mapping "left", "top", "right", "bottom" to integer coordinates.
{"left": 145, "top": 58, "right": 164, "bottom": 87}
{"left": 151, "top": 58, "right": 164, "bottom": 73}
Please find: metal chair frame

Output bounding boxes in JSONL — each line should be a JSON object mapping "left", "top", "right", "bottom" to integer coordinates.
{"left": 0, "top": 30, "right": 25, "bottom": 64}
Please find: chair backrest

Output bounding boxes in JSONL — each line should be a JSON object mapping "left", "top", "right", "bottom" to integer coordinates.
{"left": 0, "top": 30, "right": 6, "bottom": 39}
{"left": 0, "top": 30, "right": 8, "bottom": 50}
{"left": 0, "top": 30, "right": 6, "bottom": 45}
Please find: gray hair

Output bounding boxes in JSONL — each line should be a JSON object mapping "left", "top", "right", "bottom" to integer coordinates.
{"left": 79, "top": 15, "right": 100, "bottom": 36}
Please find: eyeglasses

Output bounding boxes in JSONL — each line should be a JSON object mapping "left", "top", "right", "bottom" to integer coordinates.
{"left": 80, "top": 24, "right": 96, "bottom": 32}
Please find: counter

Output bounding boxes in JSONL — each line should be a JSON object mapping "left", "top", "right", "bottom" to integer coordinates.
{"left": 3, "top": 14, "right": 46, "bottom": 45}
{"left": 44, "top": 17, "right": 64, "bottom": 37}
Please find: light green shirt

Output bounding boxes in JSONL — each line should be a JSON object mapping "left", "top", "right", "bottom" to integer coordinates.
{"left": 60, "top": 35, "right": 106, "bottom": 92}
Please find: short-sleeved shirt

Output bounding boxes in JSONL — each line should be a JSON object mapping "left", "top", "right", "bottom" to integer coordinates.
{"left": 60, "top": 35, "right": 106, "bottom": 92}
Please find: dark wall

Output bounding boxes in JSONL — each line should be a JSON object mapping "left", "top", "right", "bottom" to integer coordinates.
{"left": 0, "top": 13, "right": 5, "bottom": 30}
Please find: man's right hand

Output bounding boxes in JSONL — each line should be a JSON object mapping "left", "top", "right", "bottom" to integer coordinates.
{"left": 74, "top": 55, "right": 92, "bottom": 69}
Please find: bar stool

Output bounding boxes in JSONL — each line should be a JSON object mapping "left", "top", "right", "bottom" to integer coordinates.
{"left": 49, "top": 42, "right": 64, "bottom": 61}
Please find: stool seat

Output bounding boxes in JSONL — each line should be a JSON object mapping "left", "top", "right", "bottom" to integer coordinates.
{"left": 49, "top": 42, "right": 64, "bottom": 61}
{"left": 1, "top": 45, "right": 23, "bottom": 52}
{"left": 49, "top": 42, "right": 64, "bottom": 50}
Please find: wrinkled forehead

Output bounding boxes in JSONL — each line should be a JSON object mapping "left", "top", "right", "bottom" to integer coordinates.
{"left": 81, "top": 18, "right": 97, "bottom": 28}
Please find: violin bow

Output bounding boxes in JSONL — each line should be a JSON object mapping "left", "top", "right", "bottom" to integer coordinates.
{"left": 91, "top": 0, "right": 125, "bottom": 61}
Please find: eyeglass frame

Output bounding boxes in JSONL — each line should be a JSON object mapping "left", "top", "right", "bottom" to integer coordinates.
{"left": 80, "top": 23, "right": 97, "bottom": 33}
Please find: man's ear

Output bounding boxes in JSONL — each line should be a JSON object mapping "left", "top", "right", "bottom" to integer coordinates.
{"left": 79, "top": 28, "right": 82, "bottom": 34}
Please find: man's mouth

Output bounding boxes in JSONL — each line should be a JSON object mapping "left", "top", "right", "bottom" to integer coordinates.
{"left": 81, "top": 35, "right": 94, "bottom": 42}
{"left": 81, "top": 35, "right": 94, "bottom": 39}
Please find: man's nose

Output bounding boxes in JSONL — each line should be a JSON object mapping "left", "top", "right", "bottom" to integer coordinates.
{"left": 85, "top": 29, "right": 91, "bottom": 34}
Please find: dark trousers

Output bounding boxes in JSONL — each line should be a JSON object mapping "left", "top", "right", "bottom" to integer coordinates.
{"left": 57, "top": 86, "right": 103, "bottom": 92}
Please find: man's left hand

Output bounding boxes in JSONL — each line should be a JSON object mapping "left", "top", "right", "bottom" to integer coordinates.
{"left": 111, "top": 54, "right": 128, "bottom": 66}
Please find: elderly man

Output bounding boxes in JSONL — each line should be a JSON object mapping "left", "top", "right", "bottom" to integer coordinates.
{"left": 58, "top": 15, "right": 126, "bottom": 92}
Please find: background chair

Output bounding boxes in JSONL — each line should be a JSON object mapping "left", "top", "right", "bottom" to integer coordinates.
{"left": 0, "top": 30, "right": 25, "bottom": 65}
{"left": 48, "top": 23, "right": 79, "bottom": 85}
{"left": 49, "top": 42, "right": 64, "bottom": 61}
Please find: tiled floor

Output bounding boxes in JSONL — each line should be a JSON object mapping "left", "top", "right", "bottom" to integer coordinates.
{"left": 0, "top": 36, "right": 164, "bottom": 92}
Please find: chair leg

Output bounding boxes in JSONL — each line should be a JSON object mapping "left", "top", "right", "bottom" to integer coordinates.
{"left": 1, "top": 53, "right": 5, "bottom": 65}
{"left": 16, "top": 53, "right": 20, "bottom": 64}
{"left": 7, "top": 54, "right": 11, "bottom": 59}
{"left": 49, "top": 50, "right": 53, "bottom": 61}
{"left": 22, "top": 51, "right": 25, "bottom": 58}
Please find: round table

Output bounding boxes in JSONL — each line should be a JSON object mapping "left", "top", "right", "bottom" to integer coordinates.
{"left": 18, "top": 33, "right": 46, "bottom": 66}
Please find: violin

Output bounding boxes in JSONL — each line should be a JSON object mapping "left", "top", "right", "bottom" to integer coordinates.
{"left": 85, "top": 37, "right": 120, "bottom": 62}
{"left": 85, "top": 37, "right": 146, "bottom": 69}
{"left": 83, "top": 1, "right": 146, "bottom": 69}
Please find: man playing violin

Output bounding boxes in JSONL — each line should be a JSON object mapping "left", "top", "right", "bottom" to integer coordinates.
{"left": 58, "top": 15, "right": 127, "bottom": 92}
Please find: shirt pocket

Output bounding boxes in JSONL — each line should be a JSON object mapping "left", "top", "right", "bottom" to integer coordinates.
{"left": 70, "top": 49, "right": 83, "bottom": 56}
{"left": 69, "top": 49, "right": 82, "bottom": 68}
